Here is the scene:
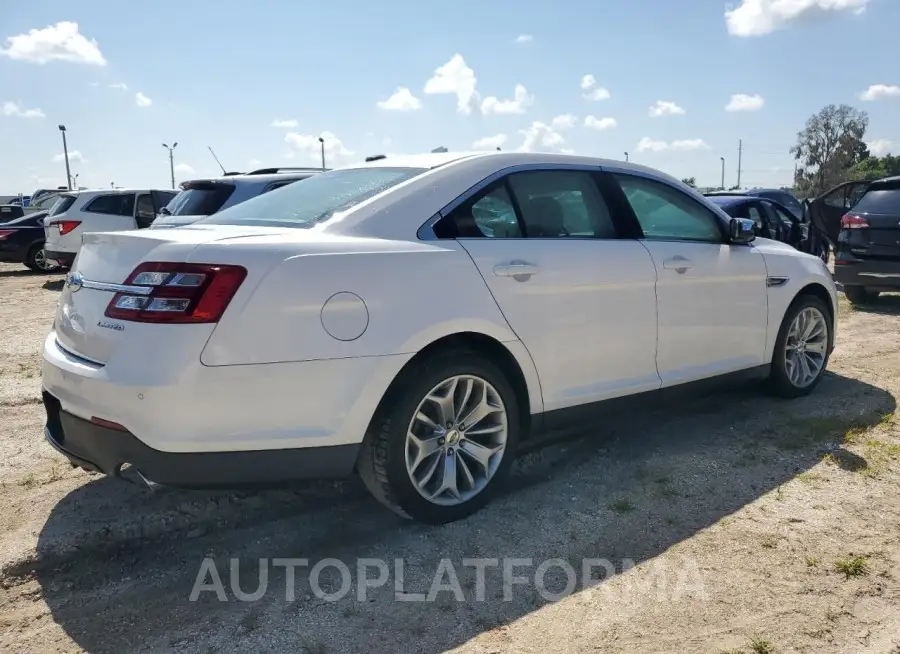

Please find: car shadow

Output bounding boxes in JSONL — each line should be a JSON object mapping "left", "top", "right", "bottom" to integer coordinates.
{"left": 848, "top": 293, "right": 900, "bottom": 316}
{"left": 0, "top": 268, "right": 56, "bottom": 279}
{"left": 22, "top": 372, "right": 896, "bottom": 653}
{"left": 41, "top": 279, "right": 65, "bottom": 291}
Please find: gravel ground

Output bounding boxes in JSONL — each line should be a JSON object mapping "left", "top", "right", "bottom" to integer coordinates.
{"left": 1, "top": 261, "right": 899, "bottom": 654}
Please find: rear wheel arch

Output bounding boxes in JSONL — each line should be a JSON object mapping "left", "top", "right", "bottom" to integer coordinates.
{"left": 367, "top": 332, "right": 534, "bottom": 444}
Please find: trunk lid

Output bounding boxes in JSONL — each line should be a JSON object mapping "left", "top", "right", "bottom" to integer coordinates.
{"left": 53, "top": 226, "right": 288, "bottom": 364}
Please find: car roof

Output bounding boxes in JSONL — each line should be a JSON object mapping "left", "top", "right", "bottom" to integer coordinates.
{"left": 705, "top": 194, "right": 751, "bottom": 206}
{"left": 60, "top": 188, "right": 176, "bottom": 197}
{"left": 179, "top": 170, "right": 322, "bottom": 187}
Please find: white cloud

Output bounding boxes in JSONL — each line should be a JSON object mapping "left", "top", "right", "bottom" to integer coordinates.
{"left": 481, "top": 84, "right": 534, "bottom": 115}
{"left": 517, "top": 121, "right": 569, "bottom": 153}
{"left": 580, "top": 74, "right": 610, "bottom": 101}
{"left": 173, "top": 163, "right": 196, "bottom": 176}
{"left": 584, "top": 115, "right": 617, "bottom": 131}
{"left": 472, "top": 134, "right": 508, "bottom": 150}
{"left": 636, "top": 137, "right": 669, "bottom": 153}
{"left": 424, "top": 54, "right": 478, "bottom": 114}
{"left": 671, "top": 139, "right": 710, "bottom": 151}
{"left": 285, "top": 130, "right": 354, "bottom": 164}
{"left": 109, "top": 82, "right": 128, "bottom": 90}
{"left": 868, "top": 139, "right": 895, "bottom": 156}
{"left": 514, "top": 34, "right": 533, "bottom": 43}
{"left": 377, "top": 87, "right": 422, "bottom": 111}
{"left": 0, "top": 21, "right": 106, "bottom": 65}
{"left": 725, "top": 93, "right": 765, "bottom": 112}
{"left": 2, "top": 101, "right": 45, "bottom": 118}
{"left": 649, "top": 100, "right": 685, "bottom": 117}
{"left": 271, "top": 119, "right": 298, "bottom": 128}
{"left": 635, "top": 137, "right": 709, "bottom": 153}
{"left": 725, "top": 0, "right": 869, "bottom": 37}
{"left": 135, "top": 92, "right": 152, "bottom": 107}
{"left": 551, "top": 114, "right": 578, "bottom": 130}
{"left": 52, "top": 150, "right": 86, "bottom": 163}
{"left": 860, "top": 84, "right": 900, "bottom": 101}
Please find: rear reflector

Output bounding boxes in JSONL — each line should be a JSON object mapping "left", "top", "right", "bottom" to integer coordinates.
{"left": 840, "top": 214, "right": 868, "bottom": 229}
{"left": 104, "top": 262, "right": 247, "bottom": 324}
{"left": 48, "top": 220, "right": 82, "bottom": 236}
{"left": 0, "top": 230, "right": 14, "bottom": 240}
{"left": 90, "top": 416, "right": 127, "bottom": 431}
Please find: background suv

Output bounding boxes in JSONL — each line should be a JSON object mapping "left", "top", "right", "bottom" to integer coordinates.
{"left": 150, "top": 167, "right": 324, "bottom": 229}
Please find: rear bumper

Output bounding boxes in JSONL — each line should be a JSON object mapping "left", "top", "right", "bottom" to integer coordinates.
{"left": 44, "top": 249, "right": 76, "bottom": 267}
{"left": 834, "top": 259, "right": 900, "bottom": 290}
{"left": 42, "top": 391, "right": 360, "bottom": 488}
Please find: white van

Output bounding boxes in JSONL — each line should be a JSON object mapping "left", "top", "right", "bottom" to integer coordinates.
{"left": 43, "top": 188, "right": 177, "bottom": 267}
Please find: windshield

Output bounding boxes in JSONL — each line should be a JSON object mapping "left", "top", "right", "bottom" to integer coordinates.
{"left": 198, "top": 167, "right": 427, "bottom": 228}
{"left": 47, "top": 195, "right": 77, "bottom": 217}
{"left": 163, "top": 184, "right": 235, "bottom": 216}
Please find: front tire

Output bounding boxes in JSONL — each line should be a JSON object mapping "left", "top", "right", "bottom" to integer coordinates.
{"left": 843, "top": 285, "right": 879, "bottom": 305}
{"left": 358, "top": 350, "right": 521, "bottom": 524}
{"left": 768, "top": 295, "right": 832, "bottom": 398}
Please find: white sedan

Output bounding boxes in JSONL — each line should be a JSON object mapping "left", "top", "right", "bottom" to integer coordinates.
{"left": 41, "top": 151, "right": 837, "bottom": 524}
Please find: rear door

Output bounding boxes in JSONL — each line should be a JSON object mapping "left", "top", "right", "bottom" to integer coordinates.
{"left": 841, "top": 179, "right": 900, "bottom": 260}
{"left": 809, "top": 180, "right": 870, "bottom": 244}
{"left": 437, "top": 167, "right": 661, "bottom": 411}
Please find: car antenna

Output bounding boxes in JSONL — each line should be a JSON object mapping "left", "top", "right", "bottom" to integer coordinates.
{"left": 207, "top": 146, "right": 227, "bottom": 175}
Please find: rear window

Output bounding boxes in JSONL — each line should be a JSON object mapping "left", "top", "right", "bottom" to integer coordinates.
{"left": 84, "top": 193, "right": 136, "bottom": 217}
{"left": 163, "top": 183, "right": 235, "bottom": 216}
{"left": 48, "top": 195, "right": 77, "bottom": 217}
{"left": 0, "top": 205, "right": 24, "bottom": 222}
{"left": 199, "top": 167, "right": 427, "bottom": 228}
{"left": 853, "top": 187, "right": 900, "bottom": 214}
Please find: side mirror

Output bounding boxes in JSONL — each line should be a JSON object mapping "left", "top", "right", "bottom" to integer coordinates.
{"left": 729, "top": 217, "right": 756, "bottom": 244}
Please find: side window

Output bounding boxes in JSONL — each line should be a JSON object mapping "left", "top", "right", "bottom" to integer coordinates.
{"left": 823, "top": 186, "right": 849, "bottom": 209}
{"left": 135, "top": 194, "right": 156, "bottom": 228}
{"left": 847, "top": 183, "right": 869, "bottom": 208}
{"left": 262, "top": 180, "right": 296, "bottom": 194}
{"left": 507, "top": 170, "right": 616, "bottom": 238}
{"left": 745, "top": 204, "right": 766, "bottom": 230}
{"left": 84, "top": 193, "right": 136, "bottom": 217}
{"left": 437, "top": 183, "right": 521, "bottom": 238}
{"left": 615, "top": 175, "right": 722, "bottom": 243}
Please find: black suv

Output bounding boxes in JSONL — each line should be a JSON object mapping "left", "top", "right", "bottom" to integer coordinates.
{"left": 808, "top": 176, "right": 900, "bottom": 304}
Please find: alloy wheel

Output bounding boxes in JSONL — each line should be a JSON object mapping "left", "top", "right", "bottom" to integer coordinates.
{"left": 404, "top": 374, "right": 508, "bottom": 506}
{"left": 784, "top": 307, "right": 828, "bottom": 388}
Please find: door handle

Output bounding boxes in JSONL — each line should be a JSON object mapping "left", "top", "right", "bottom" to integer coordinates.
{"left": 662, "top": 256, "right": 694, "bottom": 274}
{"left": 493, "top": 261, "right": 540, "bottom": 279}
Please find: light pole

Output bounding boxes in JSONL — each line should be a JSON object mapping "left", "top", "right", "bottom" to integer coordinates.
{"left": 162, "top": 142, "right": 178, "bottom": 189}
{"left": 720, "top": 157, "right": 725, "bottom": 189}
{"left": 318, "top": 136, "right": 325, "bottom": 170}
{"left": 71, "top": 173, "right": 79, "bottom": 189}
{"left": 624, "top": 151, "right": 629, "bottom": 162}
{"left": 58, "top": 125, "right": 72, "bottom": 190}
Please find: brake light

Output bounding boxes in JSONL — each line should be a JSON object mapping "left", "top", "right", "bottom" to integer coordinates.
{"left": 49, "top": 220, "right": 82, "bottom": 236}
{"left": 0, "top": 230, "right": 15, "bottom": 240}
{"left": 104, "top": 262, "right": 247, "bottom": 324}
{"left": 840, "top": 214, "right": 868, "bottom": 229}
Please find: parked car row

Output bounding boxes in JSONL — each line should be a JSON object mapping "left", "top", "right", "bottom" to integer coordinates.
{"left": 41, "top": 151, "right": 840, "bottom": 524}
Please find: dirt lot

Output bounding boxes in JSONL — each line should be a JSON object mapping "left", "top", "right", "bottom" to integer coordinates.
{"left": 1, "top": 261, "right": 899, "bottom": 654}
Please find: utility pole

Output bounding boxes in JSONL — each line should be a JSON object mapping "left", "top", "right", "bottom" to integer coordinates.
{"left": 162, "top": 142, "right": 178, "bottom": 189}
{"left": 624, "top": 151, "right": 629, "bottom": 162}
{"left": 736, "top": 139, "right": 743, "bottom": 189}
{"left": 58, "top": 125, "right": 72, "bottom": 190}
{"left": 720, "top": 157, "right": 725, "bottom": 189}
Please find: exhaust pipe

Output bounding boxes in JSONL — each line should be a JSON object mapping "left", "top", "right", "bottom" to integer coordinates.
{"left": 117, "top": 463, "right": 163, "bottom": 491}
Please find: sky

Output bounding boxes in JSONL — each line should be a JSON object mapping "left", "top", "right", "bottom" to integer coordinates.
{"left": 2, "top": 0, "right": 900, "bottom": 195}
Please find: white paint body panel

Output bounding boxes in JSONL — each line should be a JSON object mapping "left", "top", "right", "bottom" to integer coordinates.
{"left": 42, "top": 153, "right": 837, "bottom": 458}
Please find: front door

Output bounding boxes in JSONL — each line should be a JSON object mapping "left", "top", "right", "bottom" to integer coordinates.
{"left": 809, "top": 180, "right": 870, "bottom": 244}
{"left": 610, "top": 172, "right": 769, "bottom": 386}
{"left": 436, "top": 168, "right": 661, "bottom": 411}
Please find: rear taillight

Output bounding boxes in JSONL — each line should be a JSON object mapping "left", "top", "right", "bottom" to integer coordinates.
{"left": 49, "top": 220, "right": 82, "bottom": 236}
{"left": 840, "top": 214, "right": 868, "bottom": 229}
{"left": 0, "top": 230, "right": 15, "bottom": 240}
{"left": 104, "top": 262, "right": 247, "bottom": 324}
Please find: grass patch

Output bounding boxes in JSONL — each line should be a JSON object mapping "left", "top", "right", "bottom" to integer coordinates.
{"left": 834, "top": 556, "right": 869, "bottom": 579}
{"left": 796, "top": 471, "right": 823, "bottom": 484}
{"left": 761, "top": 536, "right": 778, "bottom": 550}
{"left": 805, "top": 556, "right": 820, "bottom": 568}
{"left": 747, "top": 635, "right": 775, "bottom": 654}
{"left": 609, "top": 499, "right": 636, "bottom": 514}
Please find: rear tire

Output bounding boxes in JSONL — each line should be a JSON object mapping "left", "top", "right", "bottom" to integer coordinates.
{"left": 24, "top": 244, "right": 58, "bottom": 272}
{"left": 843, "top": 285, "right": 879, "bottom": 305}
{"left": 357, "top": 350, "right": 521, "bottom": 524}
{"left": 767, "top": 294, "right": 832, "bottom": 398}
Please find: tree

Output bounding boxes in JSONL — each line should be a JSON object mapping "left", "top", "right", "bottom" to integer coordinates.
{"left": 791, "top": 104, "right": 869, "bottom": 197}
{"left": 681, "top": 177, "right": 697, "bottom": 188}
{"left": 848, "top": 153, "right": 900, "bottom": 181}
